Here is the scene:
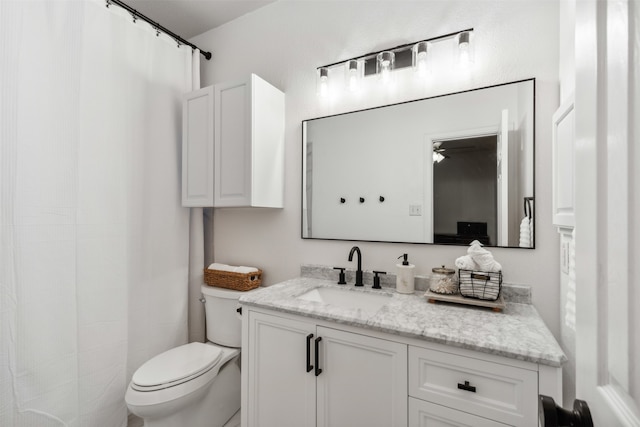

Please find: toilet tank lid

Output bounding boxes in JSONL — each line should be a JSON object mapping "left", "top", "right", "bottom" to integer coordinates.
{"left": 132, "top": 342, "right": 222, "bottom": 387}
{"left": 201, "top": 285, "right": 257, "bottom": 299}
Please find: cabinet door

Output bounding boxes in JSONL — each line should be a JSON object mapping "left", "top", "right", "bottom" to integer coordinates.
{"left": 246, "top": 311, "right": 316, "bottom": 427}
{"left": 182, "top": 86, "right": 214, "bottom": 206}
{"left": 316, "top": 326, "right": 407, "bottom": 427}
{"left": 409, "top": 398, "right": 508, "bottom": 427}
{"left": 214, "top": 78, "right": 251, "bottom": 207}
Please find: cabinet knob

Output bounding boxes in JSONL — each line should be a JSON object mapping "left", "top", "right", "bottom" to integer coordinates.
{"left": 457, "top": 380, "right": 476, "bottom": 393}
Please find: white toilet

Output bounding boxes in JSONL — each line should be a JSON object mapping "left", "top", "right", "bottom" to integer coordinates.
{"left": 125, "top": 285, "right": 250, "bottom": 427}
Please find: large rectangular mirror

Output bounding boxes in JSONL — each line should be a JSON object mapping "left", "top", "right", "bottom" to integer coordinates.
{"left": 302, "top": 79, "right": 535, "bottom": 248}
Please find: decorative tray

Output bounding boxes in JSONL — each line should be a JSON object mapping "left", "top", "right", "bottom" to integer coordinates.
{"left": 424, "top": 290, "right": 505, "bottom": 312}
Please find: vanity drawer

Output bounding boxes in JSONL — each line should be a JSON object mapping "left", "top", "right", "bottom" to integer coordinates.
{"left": 409, "top": 397, "right": 509, "bottom": 427}
{"left": 408, "top": 346, "right": 538, "bottom": 427}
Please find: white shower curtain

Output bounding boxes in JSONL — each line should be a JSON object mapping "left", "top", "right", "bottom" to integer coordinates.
{"left": 1, "top": 1, "right": 194, "bottom": 426}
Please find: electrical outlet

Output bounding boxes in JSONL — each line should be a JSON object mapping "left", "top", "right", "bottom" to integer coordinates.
{"left": 409, "top": 204, "right": 422, "bottom": 216}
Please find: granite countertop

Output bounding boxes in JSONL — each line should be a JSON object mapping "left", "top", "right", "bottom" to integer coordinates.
{"left": 239, "top": 277, "right": 567, "bottom": 367}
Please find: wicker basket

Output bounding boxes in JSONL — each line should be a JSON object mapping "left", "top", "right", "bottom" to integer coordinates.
{"left": 458, "top": 269, "right": 502, "bottom": 301}
{"left": 203, "top": 268, "right": 262, "bottom": 291}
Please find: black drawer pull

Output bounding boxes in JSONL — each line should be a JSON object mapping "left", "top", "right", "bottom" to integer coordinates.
{"left": 306, "top": 334, "right": 314, "bottom": 373}
{"left": 458, "top": 381, "right": 476, "bottom": 393}
{"left": 314, "top": 337, "right": 323, "bottom": 376}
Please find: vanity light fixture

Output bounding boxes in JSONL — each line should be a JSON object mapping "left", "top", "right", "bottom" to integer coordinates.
{"left": 315, "top": 28, "right": 474, "bottom": 97}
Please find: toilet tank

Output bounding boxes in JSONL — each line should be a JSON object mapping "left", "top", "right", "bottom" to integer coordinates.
{"left": 201, "top": 285, "right": 252, "bottom": 347}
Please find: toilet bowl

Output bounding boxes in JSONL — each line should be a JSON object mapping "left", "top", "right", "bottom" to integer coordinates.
{"left": 125, "top": 285, "right": 251, "bottom": 427}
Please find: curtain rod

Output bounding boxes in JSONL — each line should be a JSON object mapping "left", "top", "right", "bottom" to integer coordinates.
{"left": 106, "top": 0, "right": 212, "bottom": 60}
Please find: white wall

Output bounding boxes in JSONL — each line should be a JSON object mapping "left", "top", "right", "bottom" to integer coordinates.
{"left": 191, "top": 0, "right": 561, "bottom": 336}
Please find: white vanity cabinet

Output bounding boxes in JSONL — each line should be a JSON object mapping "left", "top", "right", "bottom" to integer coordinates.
{"left": 242, "top": 305, "right": 561, "bottom": 427}
{"left": 181, "top": 74, "right": 284, "bottom": 207}
{"left": 243, "top": 309, "right": 408, "bottom": 427}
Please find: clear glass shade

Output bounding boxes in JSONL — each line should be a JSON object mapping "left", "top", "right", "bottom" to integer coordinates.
{"left": 412, "top": 41, "right": 430, "bottom": 76}
{"left": 376, "top": 51, "right": 395, "bottom": 83}
{"left": 345, "top": 60, "right": 363, "bottom": 92}
{"left": 316, "top": 67, "right": 329, "bottom": 97}
{"left": 456, "top": 31, "right": 474, "bottom": 67}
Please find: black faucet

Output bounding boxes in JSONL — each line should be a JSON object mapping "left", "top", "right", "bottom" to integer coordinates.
{"left": 348, "top": 246, "right": 364, "bottom": 286}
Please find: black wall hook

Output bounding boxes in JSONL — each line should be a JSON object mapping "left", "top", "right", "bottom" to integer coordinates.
{"left": 379, "top": 196, "right": 385, "bottom": 202}
{"left": 340, "top": 197, "right": 346, "bottom": 204}
{"left": 359, "top": 197, "right": 365, "bottom": 203}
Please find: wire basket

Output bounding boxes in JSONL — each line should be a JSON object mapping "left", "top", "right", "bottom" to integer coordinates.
{"left": 458, "top": 269, "right": 502, "bottom": 301}
{"left": 203, "top": 268, "right": 262, "bottom": 291}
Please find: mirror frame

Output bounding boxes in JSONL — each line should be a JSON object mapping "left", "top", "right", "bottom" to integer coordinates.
{"left": 301, "top": 78, "right": 536, "bottom": 249}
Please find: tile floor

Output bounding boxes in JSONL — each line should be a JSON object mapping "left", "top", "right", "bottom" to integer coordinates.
{"left": 128, "top": 410, "right": 240, "bottom": 427}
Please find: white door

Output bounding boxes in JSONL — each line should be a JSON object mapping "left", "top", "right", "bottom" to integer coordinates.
{"left": 245, "top": 311, "right": 316, "bottom": 427}
{"left": 574, "top": 0, "right": 640, "bottom": 425}
{"left": 315, "top": 326, "right": 407, "bottom": 427}
{"left": 496, "top": 109, "right": 509, "bottom": 247}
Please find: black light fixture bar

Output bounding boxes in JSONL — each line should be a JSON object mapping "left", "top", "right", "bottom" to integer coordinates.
{"left": 316, "top": 27, "right": 473, "bottom": 71}
{"left": 106, "top": 0, "right": 212, "bottom": 60}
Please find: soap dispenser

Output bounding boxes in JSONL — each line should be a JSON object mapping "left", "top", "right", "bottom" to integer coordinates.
{"left": 396, "top": 253, "right": 415, "bottom": 294}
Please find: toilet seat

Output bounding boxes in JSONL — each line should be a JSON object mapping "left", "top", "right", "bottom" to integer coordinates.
{"left": 132, "top": 342, "right": 222, "bottom": 392}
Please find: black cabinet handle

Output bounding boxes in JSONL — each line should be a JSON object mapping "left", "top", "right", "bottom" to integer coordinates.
{"left": 457, "top": 380, "right": 476, "bottom": 393}
{"left": 306, "top": 334, "right": 314, "bottom": 373}
{"left": 314, "top": 337, "right": 322, "bottom": 376}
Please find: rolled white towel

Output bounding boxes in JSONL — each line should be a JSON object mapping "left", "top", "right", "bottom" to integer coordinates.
{"left": 519, "top": 217, "right": 531, "bottom": 248}
{"left": 455, "top": 255, "right": 479, "bottom": 270}
{"left": 467, "top": 240, "right": 502, "bottom": 272}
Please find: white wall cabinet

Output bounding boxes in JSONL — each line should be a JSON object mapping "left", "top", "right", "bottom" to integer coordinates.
{"left": 181, "top": 74, "right": 284, "bottom": 208}
{"left": 242, "top": 307, "right": 560, "bottom": 427}
{"left": 243, "top": 310, "right": 407, "bottom": 427}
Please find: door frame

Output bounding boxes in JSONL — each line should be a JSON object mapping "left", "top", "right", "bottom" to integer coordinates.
{"left": 425, "top": 125, "right": 502, "bottom": 245}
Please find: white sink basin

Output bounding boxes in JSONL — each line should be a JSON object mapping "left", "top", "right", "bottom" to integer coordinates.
{"left": 297, "top": 287, "right": 391, "bottom": 313}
